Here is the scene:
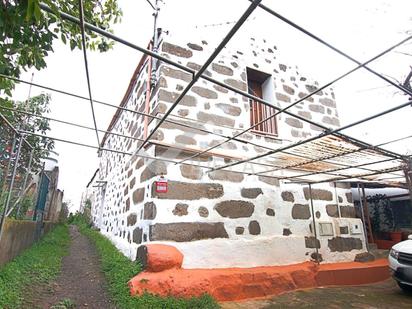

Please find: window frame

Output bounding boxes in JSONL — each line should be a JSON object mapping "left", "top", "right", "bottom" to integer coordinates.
{"left": 246, "top": 67, "right": 278, "bottom": 137}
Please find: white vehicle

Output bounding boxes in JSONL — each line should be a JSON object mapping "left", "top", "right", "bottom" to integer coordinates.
{"left": 389, "top": 235, "right": 412, "bottom": 292}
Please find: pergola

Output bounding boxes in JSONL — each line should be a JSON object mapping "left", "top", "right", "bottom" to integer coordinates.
{"left": 1, "top": 0, "right": 412, "bottom": 203}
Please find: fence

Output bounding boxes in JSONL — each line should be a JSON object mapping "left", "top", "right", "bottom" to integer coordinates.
{"left": 0, "top": 114, "right": 59, "bottom": 266}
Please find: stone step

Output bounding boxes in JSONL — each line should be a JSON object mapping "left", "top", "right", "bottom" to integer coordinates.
{"left": 368, "top": 243, "right": 378, "bottom": 251}
{"left": 370, "top": 249, "right": 389, "bottom": 260}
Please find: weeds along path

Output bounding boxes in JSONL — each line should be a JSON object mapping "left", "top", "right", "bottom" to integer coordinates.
{"left": 28, "top": 225, "right": 114, "bottom": 309}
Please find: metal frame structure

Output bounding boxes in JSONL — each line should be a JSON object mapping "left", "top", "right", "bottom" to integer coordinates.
{"left": 0, "top": 0, "right": 410, "bottom": 258}
{"left": 0, "top": 114, "right": 34, "bottom": 241}
{"left": 0, "top": 0, "right": 410, "bottom": 190}
{"left": 36, "top": 1, "right": 407, "bottom": 163}
{"left": 77, "top": 0, "right": 101, "bottom": 148}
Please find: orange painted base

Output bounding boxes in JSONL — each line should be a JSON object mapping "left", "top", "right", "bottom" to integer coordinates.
{"left": 129, "top": 259, "right": 390, "bottom": 301}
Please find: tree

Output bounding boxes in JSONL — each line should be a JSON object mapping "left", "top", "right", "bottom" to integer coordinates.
{"left": 0, "top": 0, "right": 122, "bottom": 96}
{"left": 0, "top": 94, "right": 53, "bottom": 220}
{"left": 0, "top": 93, "right": 54, "bottom": 175}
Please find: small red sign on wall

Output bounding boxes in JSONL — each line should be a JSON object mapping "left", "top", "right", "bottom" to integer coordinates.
{"left": 155, "top": 177, "right": 168, "bottom": 193}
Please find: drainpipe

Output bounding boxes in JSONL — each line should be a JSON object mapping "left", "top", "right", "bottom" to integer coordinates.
{"left": 308, "top": 183, "right": 320, "bottom": 264}
{"left": 357, "top": 183, "right": 369, "bottom": 251}
{"left": 143, "top": 0, "right": 160, "bottom": 140}
{"left": 150, "top": 0, "right": 160, "bottom": 88}
{"left": 143, "top": 43, "right": 153, "bottom": 140}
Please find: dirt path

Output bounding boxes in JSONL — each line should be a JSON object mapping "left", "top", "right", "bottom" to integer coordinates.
{"left": 25, "top": 225, "right": 114, "bottom": 309}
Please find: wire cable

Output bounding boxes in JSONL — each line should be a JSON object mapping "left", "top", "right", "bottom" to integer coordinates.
{"left": 178, "top": 34, "right": 412, "bottom": 165}
{"left": 210, "top": 99, "right": 412, "bottom": 173}
{"left": 38, "top": 2, "right": 405, "bottom": 161}
{"left": 134, "top": 0, "right": 263, "bottom": 154}
{"left": 78, "top": 0, "right": 101, "bottom": 148}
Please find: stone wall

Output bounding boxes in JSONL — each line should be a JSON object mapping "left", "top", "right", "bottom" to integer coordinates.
{"left": 91, "top": 33, "right": 367, "bottom": 268}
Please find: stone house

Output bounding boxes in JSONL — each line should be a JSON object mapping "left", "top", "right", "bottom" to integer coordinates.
{"left": 90, "top": 32, "right": 367, "bottom": 269}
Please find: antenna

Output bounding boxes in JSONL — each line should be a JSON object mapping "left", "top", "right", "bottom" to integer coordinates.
{"left": 146, "top": 0, "right": 162, "bottom": 88}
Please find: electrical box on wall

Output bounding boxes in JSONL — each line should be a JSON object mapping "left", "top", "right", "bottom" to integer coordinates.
{"left": 339, "top": 225, "right": 349, "bottom": 235}
{"left": 318, "top": 222, "right": 334, "bottom": 236}
{"left": 154, "top": 176, "right": 168, "bottom": 193}
{"left": 350, "top": 222, "right": 362, "bottom": 235}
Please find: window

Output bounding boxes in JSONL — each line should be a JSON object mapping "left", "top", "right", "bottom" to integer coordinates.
{"left": 247, "top": 67, "right": 277, "bottom": 135}
{"left": 318, "top": 222, "right": 334, "bottom": 236}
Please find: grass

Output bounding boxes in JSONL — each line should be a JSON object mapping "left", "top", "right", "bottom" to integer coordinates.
{"left": 72, "top": 215, "right": 220, "bottom": 309}
{"left": 0, "top": 224, "right": 70, "bottom": 309}
{"left": 50, "top": 298, "right": 76, "bottom": 309}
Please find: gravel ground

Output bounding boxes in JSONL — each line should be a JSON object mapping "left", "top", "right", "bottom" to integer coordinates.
{"left": 24, "top": 225, "right": 114, "bottom": 309}
{"left": 221, "top": 279, "right": 412, "bottom": 309}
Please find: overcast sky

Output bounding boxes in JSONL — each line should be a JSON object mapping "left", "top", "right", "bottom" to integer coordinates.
{"left": 11, "top": 0, "right": 412, "bottom": 211}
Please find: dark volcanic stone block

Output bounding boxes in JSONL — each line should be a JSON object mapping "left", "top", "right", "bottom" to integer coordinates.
{"left": 132, "top": 187, "right": 145, "bottom": 204}
{"left": 150, "top": 222, "right": 229, "bottom": 242}
{"left": 305, "top": 236, "right": 320, "bottom": 249}
{"left": 143, "top": 202, "right": 156, "bottom": 220}
{"left": 303, "top": 188, "right": 333, "bottom": 201}
{"left": 328, "top": 237, "right": 363, "bottom": 252}
{"left": 214, "top": 200, "right": 255, "bottom": 218}
{"left": 292, "top": 204, "right": 311, "bottom": 220}
{"left": 248, "top": 220, "right": 261, "bottom": 235}
{"left": 241, "top": 188, "right": 263, "bottom": 199}
{"left": 152, "top": 181, "right": 224, "bottom": 200}
{"left": 162, "top": 42, "right": 193, "bottom": 58}
{"left": 172, "top": 203, "right": 189, "bottom": 216}
{"left": 281, "top": 191, "right": 295, "bottom": 202}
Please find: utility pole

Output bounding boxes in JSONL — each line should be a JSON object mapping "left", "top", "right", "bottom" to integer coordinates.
{"left": 150, "top": 0, "right": 161, "bottom": 88}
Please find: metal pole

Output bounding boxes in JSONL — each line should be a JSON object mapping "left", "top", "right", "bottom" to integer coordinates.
{"left": 403, "top": 159, "right": 412, "bottom": 209}
{"left": 144, "top": 50, "right": 152, "bottom": 139}
{"left": 255, "top": 134, "right": 412, "bottom": 176}
{"left": 210, "top": 99, "right": 410, "bottom": 173}
{"left": 150, "top": 0, "right": 160, "bottom": 87}
{"left": 0, "top": 136, "right": 23, "bottom": 242}
{"left": 3, "top": 104, "right": 405, "bottom": 182}
{"left": 0, "top": 90, "right": 297, "bottom": 156}
{"left": 308, "top": 183, "right": 320, "bottom": 264}
{"left": 135, "top": 0, "right": 263, "bottom": 153}
{"left": 16, "top": 149, "right": 33, "bottom": 217}
{"left": 15, "top": 129, "right": 279, "bottom": 181}
{"left": 334, "top": 182, "right": 342, "bottom": 218}
{"left": 177, "top": 35, "right": 412, "bottom": 165}
{"left": 7, "top": 102, "right": 402, "bottom": 179}
{"left": 0, "top": 134, "right": 17, "bottom": 196}
{"left": 37, "top": 3, "right": 412, "bottom": 161}
{"left": 0, "top": 112, "right": 33, "bottom": 150}
{"left": 78, "top": 0, "right": 101, "bottom": 148}
{"left": 362, "top": 183, "right": 374, "bottom": 244}
{"left": 357, "top": 183, "right": 369, "bottom": 251}
{"left": 277, "top": 157, "right": 398, "bottom": 181}
{"left": 309, "top": 166, "right": 403, "bottom": 185}
{"left": 2, "top": 103, "right": 404, "bottom": 178}
{"left": 254, "top": 2, "right": 412, "bottom": 97}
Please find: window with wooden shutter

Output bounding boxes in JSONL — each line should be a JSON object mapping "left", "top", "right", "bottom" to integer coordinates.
{"left": 247, "top": 68, "right": 277, "bottom": 136}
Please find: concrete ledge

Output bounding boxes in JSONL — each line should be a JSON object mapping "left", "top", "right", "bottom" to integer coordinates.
{"left": 316, "top": 259, "right": 389, "bottom": 286}
{"left": 129, "top": 259, "right": 390, "bottom": 301}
